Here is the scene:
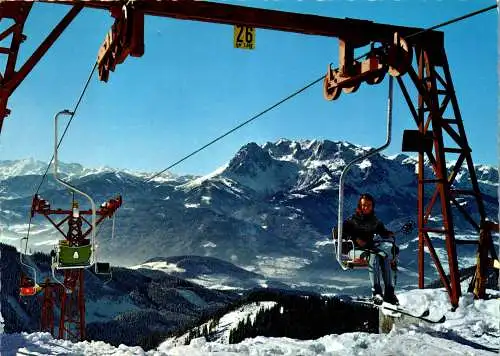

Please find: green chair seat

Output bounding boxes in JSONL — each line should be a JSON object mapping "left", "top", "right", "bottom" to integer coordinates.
{"left": 58, "top": 241, "right": 92, "bottom": 267}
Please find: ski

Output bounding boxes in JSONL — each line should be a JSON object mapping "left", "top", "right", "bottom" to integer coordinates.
{"left": 353, "top": 300, "right": 446, "bottom": 324}
{"left": 382, "top": 304, "right": 446, "bottom": 324}
{"left": 353, "top": 299, "right": 429, "bottom": 318}
{"left": 383, "top": 302, "right": 429, "bottom": 318}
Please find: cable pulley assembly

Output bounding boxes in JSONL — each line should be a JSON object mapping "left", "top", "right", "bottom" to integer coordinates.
{"left": 323, "top": 32, "right": 412, "bottom": 101}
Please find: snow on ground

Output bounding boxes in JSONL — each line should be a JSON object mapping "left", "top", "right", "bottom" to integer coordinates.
{"left": 186, "top": 275, "right": 242, "bottom": 291}
{"left": 356, "top": 159, "right": 372, "bottom": 170}
{"left": 311, "top": 180, "right": 333, "bottom": 193}
{"left": 1, "top": 287, "right": 498, "bottom": 355}
{"left": 180, "top": 165, "right": 227, "bottom": 189}
{"left": 248, "top": 255, "right": 312, "bottom": 278}
{"left": 184, "top": 203, "right": 200, "bottom": 208}
{"left": 162, "top": 301, "right": 277, "bottom": 348}
{"left": 129, "top": 261, "right": 186, "bottom": 273}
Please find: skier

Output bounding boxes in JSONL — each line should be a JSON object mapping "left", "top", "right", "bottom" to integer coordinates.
{"left": 341, "top": 193, "right": 399, "bottom": 304}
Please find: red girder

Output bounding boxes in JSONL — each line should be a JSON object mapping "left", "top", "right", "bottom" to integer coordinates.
{"left": 395, "top": 46, "right": 495, "bottom": 307}
{"left": 40, "top": 278, "right": 59, "bottom": 335}
{"left": 39, "top": 0, "right": 441, "bottom": 43}
{"left": 0, "top": 0, "right": 443, "bottom": 130}
{"left": 0, "top": 2, "right": 82, "bottom": 131}
{"left": 31, "top": 194, "right": 122, "bottom": 218}
{"left": 58, "top": 270, "right": 85, "bottom": 340}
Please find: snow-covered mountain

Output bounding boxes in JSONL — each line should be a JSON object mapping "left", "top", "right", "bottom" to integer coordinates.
{"left": 0, "top": 139, "right": 498, "bottom": 296}
{"left": 0, "top": 158, "right": 115, "bottom": 181}
{"left": 0, "top": 158, "right": 182, "bottom": 183}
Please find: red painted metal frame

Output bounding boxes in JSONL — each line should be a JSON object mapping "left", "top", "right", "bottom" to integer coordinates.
{"left": 396, "top": 46, "right": 495, "bottom": 307}
{"left": 59, "top": 270, "right": 85, "bottom": 340}
{"left": 0, "top": 0, "right": 441, "bottom": 130}
{"left": 30, "top": 195, "right": 122, "bottom": 340}
{"left": 40, "top": 278, "right": 59, "bottom": 336}
{"left": 41, "top": 0, "right": 439, "bottom": 42}
{"left": 0, "top": 2, "right": 82, "bottom": 131}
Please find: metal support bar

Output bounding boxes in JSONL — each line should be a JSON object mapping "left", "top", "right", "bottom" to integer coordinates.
{"left": 0, "top": 4, "right": 81, "bottom": 132}
{"left": 443, "top": 147, "right": 464, "bottom": 153}
{"left": 0, "top": 23, "right": 17, "bottom": 41}
{"left": 4, "top": 5, "right": 83, "bottom": 93}
{"left": 421, "top": 227, "right": 448, "bottom": 234}
{"left": 423, "top": 232, "right": 452, "bottom": 295}
{"left": 450, "top": 196, "right": 480, "bottom": 231}
{"left": 335, "top": 76, "right": 394, "bottom": 269}
{"left": 447, "top": 154, "right": 466, "bottom": 183}
{"left": 396, "top": 77, "right": 419, "bottom": 126}
{"left": 40, "top": 0, "right": 442, "bottom": 45}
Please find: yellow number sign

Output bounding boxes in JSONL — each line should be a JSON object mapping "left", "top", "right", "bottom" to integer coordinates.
{"left": 234, "top": 26, "right": 255, "bottom": 50}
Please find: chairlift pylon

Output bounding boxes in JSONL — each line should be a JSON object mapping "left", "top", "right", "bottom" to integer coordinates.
{"left": 333, "top": 76, "right": 394, "bottom": 270}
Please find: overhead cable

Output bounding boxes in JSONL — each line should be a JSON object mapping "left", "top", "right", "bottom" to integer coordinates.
{"left": 23, "top": 62, "right": 98, "bottom": 254}
{"left": 146, "top": 4, "right": 497, "bottom": 181}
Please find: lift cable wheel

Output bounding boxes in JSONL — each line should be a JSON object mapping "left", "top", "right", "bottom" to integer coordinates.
{"left": 334, "top": 75, "right": 394, "bottom": 270}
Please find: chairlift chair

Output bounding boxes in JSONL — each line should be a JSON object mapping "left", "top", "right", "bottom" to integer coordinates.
{"left": 333, "top": 219, "right": 415, "bottom": 270}
{"left": 95, "top": 262, "right": 111, "bottom": 275}
{"left": 51, "top": 110, "right": 113, "bottom": 286}
{"left": 18, "top": 238, "right": 42, "bottom": 297}
{"left": 52, "top": 239, "right": 92, "bottom": 269}
{"left": 333, "top": 76, "right": 394, "bottom": 270}
{"left": 19, "top": 272, "right": 42, "bottom": 297}
{"left": 332, "top": 228, "right": 370, "bottom": 268}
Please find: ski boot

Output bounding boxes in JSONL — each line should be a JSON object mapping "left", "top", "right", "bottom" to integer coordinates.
{"left": 384, "top": 285, "right": 399, "bottom": 305}
{"left": 371, "top": 284, "right": 384, "bottom": 305}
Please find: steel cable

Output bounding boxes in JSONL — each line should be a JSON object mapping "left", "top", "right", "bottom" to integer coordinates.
{"left": 146, "top": 4, "right": 497, "bottom": 181}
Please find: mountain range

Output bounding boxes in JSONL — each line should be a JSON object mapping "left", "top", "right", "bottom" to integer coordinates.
{"left": 0, "top": 139, "right": 498, "bottom": 295}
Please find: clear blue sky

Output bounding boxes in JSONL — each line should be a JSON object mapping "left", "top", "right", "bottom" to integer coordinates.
{"left": 0, "top": 0, "right": 497, "bottom": 176}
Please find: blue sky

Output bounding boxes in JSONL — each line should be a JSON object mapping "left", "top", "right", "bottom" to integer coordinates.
{"left": 0, "top": 0, "right": 497, "bottom": 176}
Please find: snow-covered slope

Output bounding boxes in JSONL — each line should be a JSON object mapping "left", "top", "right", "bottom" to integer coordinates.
{"left": 161, "top": 301, "right": 277, "bottom": 348}
{"left": 1, "top": 287, "right": 498, "bottom": 355}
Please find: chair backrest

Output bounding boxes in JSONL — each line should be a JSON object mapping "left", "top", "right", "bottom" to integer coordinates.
{"left": 332, "top": 227, "right": 370, "bottom": 269}
{"left": 95, "top": 262, "right": 111, "bottom": 275}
